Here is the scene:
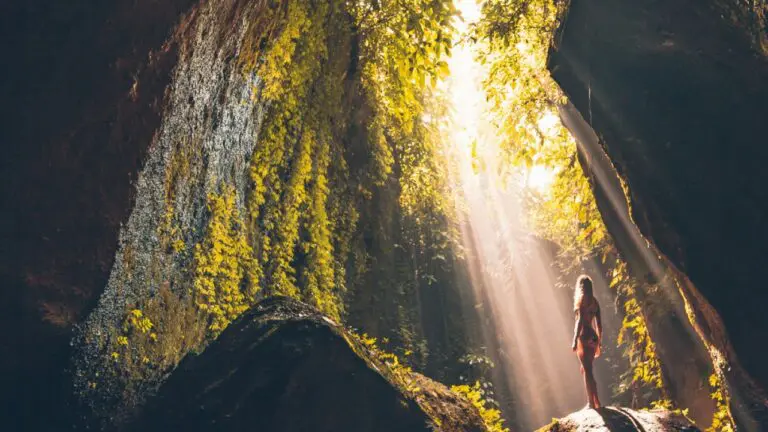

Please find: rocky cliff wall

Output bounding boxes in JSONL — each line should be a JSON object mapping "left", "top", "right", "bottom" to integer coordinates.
{"left": 1, "top": 0, "right": 201, "bottom": 428}
{"left": 549, "top": 0, "right": 768, "bottom": 427}
{"left": 72, "top": 0, "right": 268, "bottom": 423}
{"left": 1, "top": 0, "right": 474, "bottom": 428}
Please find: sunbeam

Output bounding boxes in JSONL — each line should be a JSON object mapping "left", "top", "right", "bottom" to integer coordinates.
{"left": 443, "top": 1, "right": 591, "bottom": 427}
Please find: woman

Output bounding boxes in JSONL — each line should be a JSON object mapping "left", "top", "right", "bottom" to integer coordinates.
{"left": 571, "top": 275, "right": 603, "bottom": 409}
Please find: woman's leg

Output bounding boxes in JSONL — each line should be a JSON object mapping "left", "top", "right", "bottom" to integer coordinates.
{"left": 577, "top": 341, "right": 599, "bottom": 408}
{"left": 590, "top": 368, "right": 601, "bottom": 409}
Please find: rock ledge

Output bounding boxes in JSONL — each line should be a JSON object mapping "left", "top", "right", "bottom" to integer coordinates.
{"left": 537, "top": 407, "right": 700, "bottom": 432}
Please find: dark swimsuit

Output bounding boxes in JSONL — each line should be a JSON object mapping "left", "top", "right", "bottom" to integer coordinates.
{"left": 577, "top": 301, "right": 599, "bottom": 350}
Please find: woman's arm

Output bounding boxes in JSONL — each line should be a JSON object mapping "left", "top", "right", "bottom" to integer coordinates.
{"left": 595, "top": 302, "right": 603, "bottom": 357}
{"left": 595, "top": 303, "right": 603, "bottom": 342}
{"left": 572, "top": 309, "right": 582, "bottom": 351}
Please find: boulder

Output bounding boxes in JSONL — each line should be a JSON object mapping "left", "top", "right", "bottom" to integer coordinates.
{"left": 124, "top": 297, "right": 486, "bottom": 432}
{"left": 538, "top": 407, "right": 699, "bottom": 432}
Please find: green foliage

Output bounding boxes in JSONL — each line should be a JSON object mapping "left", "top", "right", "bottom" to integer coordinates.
{"left": 126, "top": 309, "right": 154, "bottom": 335}
{"left": 302, "top": 120, "right": 340, "bottom": 319}
{"left": 158, "top": 141, "right": 190, "bottom": 254}
{"left": 475, "top": 0, "right": 567, "bottom": 168}
{"left": 244, "top": 0, "right": 367, "bottom": 318}
{"left": 350, "top": 0, "right": 456, "bottom": 183}
{"left": 193, "top": 186, "right": 256, "bottom": 333}
{"left": 451, "top": 382, "right": 510, "bottom": 432}
{"left": 608, "top": 263, "right": 667, "bottom": 405}
{"left": 475, "top": 0, "right": 605, "bottom": 266}
{"left": 616, "top": 299, "right": 665, "bottom": 401}
{"left": 706, "top": 372, "right": 735, "bottom": 432}
{"left": 526, "top": 148, "right": 607, "bottom": 265}
{"left": 534, "top": 418, "right": 561, "bottom": 432}
{"left": 356, "top": 333, "right": 424, "bottom": 394}
{"left": 247, "top": 0, "right": 328, "bottom": 299}
{"left": 243, "top": 0, "right": 461, "bottom": 331}
{"left": 84, "top": 0, "right": 467, "bottom": 419}
{"left": 347, "top": 333, "right": 502, "bottom": 431}
{"left": 86, "top": 284, "right": 206, "bottom": 418}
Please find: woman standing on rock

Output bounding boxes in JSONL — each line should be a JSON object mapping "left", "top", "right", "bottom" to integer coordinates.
{"left": 571, "top": 275, "right": 603, "bottom": 409}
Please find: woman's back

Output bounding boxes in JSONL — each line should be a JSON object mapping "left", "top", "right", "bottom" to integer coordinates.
{"left": 577, "top": 298, "right": 599, "bottom": 339}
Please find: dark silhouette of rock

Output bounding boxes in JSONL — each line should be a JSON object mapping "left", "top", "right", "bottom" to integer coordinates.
{"left": 1, "top": 0, "right": 198, "bottom": 428}
{"left": 123, "top": 297, "right": 486, "bottom": 432}
{"left": 538, "top": 407, "right": 699, "bottom": 432}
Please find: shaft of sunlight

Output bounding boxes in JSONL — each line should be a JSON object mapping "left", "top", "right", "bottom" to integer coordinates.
{"left": 444, "top": 1, "right": 586, "bottom": 428}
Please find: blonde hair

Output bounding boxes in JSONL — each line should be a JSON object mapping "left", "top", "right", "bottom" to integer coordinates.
{"left": 574, "top": 275, "right": 594, "bottom": 312}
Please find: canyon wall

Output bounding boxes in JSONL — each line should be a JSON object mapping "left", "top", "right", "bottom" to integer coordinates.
{"left": 549, "top": 0, "right": 768, "bottom": 426}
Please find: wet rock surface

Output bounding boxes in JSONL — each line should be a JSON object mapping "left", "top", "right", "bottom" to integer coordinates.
{"left": 538, "top": 407, "right": 699, "bottom": 432}
{"left": 124, "top": 297, "right": 485, "bottom": 432}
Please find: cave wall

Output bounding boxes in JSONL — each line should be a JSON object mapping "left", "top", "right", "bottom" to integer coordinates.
{"left": 548, "top": 0, "right": 768, "bottom": 422}
{"left": 1, "top": 0, "right": 475, "bottom": 428}
{"left": 71, "top": 0, "right": 273, "bottom": 423}
{"left": 0, "top": 0, "right": 198, "bottom": 428}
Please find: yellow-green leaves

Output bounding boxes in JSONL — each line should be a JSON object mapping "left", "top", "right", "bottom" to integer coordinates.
{"left": 267, "top": 126, "right": 315, "bottom": 298}
{"left": 126, "top": 309, "right": 154, "bottom": 334}
{"left": 619, "top": 298, "right": 664, "bottom": 390}
{"left": 451, "top": 382, "right": 509, "bottom": 432}
{"left": 353, "top": 0, "right": 457, "bottom": 182}
{"left": 476, "top": 0, "right": 566, "bottom": 168}
{"left": 243, "top": 0, "right": 457, "bottom": 322}
{"left": 303, "top": 125, "right": 340, "bottom": 320}
{"left": 473, "top": 0, "right": 599, "bottom": 263}
{"left": 707, "top": 372, "right": 735, "bottom": 432}
{"left": 193, "top": 186, "right": 255, "bottom": 333}
{"left": 613, "top": 262, "right": 670, "bottom": 406}
{"left": 259, "top": 0, "right": 314, "bottom": 101}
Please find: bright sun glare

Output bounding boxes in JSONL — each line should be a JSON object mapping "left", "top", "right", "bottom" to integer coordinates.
{"left": 526, "top": 164, "right": 556, "bottom": 193}
{"left": 448, "top": 0, "right": 555, "bottom": 194}
{"left": 444, "top": 2, "right": 581, "bottom": 428}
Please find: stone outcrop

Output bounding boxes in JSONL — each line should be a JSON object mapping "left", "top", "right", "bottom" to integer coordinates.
{"left": 123, "top": 297, "right": 486, "bottom": 432}
{"left": 538, "top": 407, "right": 699, "bottom": 432}
{"left": 2, "top": 1, "right": 474, "bottom": 429}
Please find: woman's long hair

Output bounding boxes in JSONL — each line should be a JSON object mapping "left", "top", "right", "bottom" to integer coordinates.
{"left": 573, "top": 275, "right": 594, "bottom": 311}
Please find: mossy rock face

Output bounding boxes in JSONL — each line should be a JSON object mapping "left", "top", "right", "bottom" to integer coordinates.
{"left": 536, "top": 407, "right": 699, "bottom": 432}
{"left": 124, "top": 297, "right": 486, "bottom": 432}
